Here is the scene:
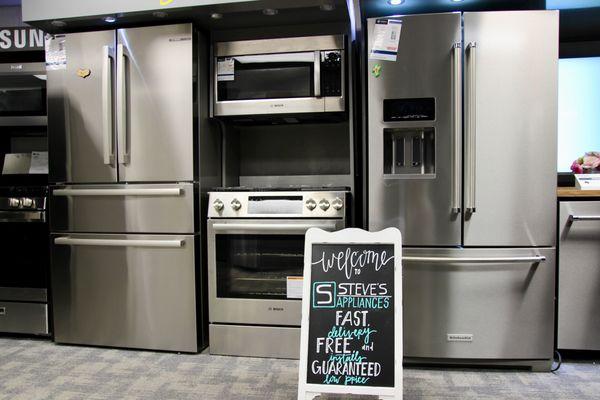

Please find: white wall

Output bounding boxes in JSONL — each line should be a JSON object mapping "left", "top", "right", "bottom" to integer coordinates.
{"left": 0, "top": 6, "right": 26, "bottom": 27}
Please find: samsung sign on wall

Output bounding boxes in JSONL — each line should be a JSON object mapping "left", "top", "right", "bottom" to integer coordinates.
{"left": 0, "top": 28, "right": 45, "bottom": 51}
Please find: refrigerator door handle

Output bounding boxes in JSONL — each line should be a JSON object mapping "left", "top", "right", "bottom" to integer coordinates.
{"left": 569, "top": 215, "right": 600, "bottom": 222}
{"left": 52, "top": 188, "right": 183, "bottom": 197}
{"left": 452, "top": 43, "right": 462, "bottom": 214}
{"left": 466, "top": 42, "right": 477, "bottom": 214}
{"left": 54, "top": 237, "right": 185, "bottom": 248}
{"left": 116, "top": 43, "right": 130, "bottom": 165}
{"left": 102, "top": 45, "right": 114, "bottom": 166}
{"left": 403, "top": 255, "right": 546, "bottom": 264}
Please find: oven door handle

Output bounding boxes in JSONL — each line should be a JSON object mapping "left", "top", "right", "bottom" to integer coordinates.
{"left": 211, "top": 222, "right": 338, "bottom": 234}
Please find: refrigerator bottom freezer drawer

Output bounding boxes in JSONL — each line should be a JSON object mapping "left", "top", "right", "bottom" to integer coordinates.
{"left": 51, "top": 233, "right": 199, "bottom": 353}
{"left": 403, "top": 247, "right": 555, "bottom": 360}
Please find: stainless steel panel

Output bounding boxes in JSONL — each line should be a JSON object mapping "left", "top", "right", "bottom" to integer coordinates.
{"left": 209, "top": 324, "right": 300, "bottom": 359}
{"left": 463, "top": 11, "right": 558, "bottom": 246}
{"left": 50, "top": 183, "right": 195, "bottom": 233}
{"left": 47, "top": 31, "right": 117, "bottom": 184}
{"left": 0, "top": 302, "right": 48, "bottom": 335}
{"left": 117, "top": 24, "right": 194, "bottom": 182}
{"left": 367, "top": 13, "right": 462, "bottom": 246}
{"left": 0, "top": 116, "right": 47, "bottom": 126}
{"left": 0, "top": 287, "right": 47, "bottom": 303}
{"left": 215, "top": 35, "right": 344, "bottom": 57}
{"left": 207, "top": 191, "right": 348, "bottom": 219}
{"left": 207, "top": 219, "right": 345, "bottom": 326}
{"left": 403, "top": 247, "right": 555, "bottom": 360}
{"left": 558, "top": 201, "right": 600, "bottom": 350}
{"left": 51, "top": 233, "right": 198, "bottom": 352}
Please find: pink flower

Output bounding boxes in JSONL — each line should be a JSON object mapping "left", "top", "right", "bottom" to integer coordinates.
{"left": 571, "top": 160, "right": 584, "bottom": 174}
{"left": 582, "top": 153, "right": 600, "bottom": 170}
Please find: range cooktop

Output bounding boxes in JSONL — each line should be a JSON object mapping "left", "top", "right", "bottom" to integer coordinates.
{"left": 211, "top": 186, "right": 350, "bottom": 192}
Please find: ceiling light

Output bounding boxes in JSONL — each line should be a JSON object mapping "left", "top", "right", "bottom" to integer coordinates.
{"left": 451, "top": 0, "right": 464, "bottom": 2}
{"left": 210, "top": 13, "right": 223, "bottom": 19}
{"left": 387, "top": 0, "right": 405, "bottom": 5}
{"left": 262, "top": 8, "right": 279, "bottom": 16}
{"left": 103, "top": 16, "right": 117, "bottom": 23}
{"left": 152, "top": 11, "right": 168, "bottom": 18}
{"left": 51, "top": 20, "right": 66, "bottom": 27}
{"left": 320, "top": 3, "right": 335, "bottom": 11}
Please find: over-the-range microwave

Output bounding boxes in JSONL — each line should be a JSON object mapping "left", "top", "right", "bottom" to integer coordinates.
{"left": 213, "top": 35, "right": 345, "bottom": 118}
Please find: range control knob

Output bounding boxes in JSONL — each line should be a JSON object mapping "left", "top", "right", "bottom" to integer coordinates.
{"left": 332, "top": 197, "right": 344, "bottom": 211}
{"left": 213, "top": 199, "right": 224, "bottom": 212}
{"left": 21, "top": 198, "right": 34, "bottom": 208}
{"left": 8, "top": 198, "right": 21, "bottom": 208}
{"left": 305, "top": 198, "right": 317, "bottom": 211}
{"left": 231, "top": 198, "right": 242, "bottom": 211}
{"left": 319, "top": 199, "right": 330, "bottom": 211}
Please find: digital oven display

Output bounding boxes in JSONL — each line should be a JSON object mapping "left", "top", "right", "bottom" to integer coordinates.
{"left": 248, "top": 196, "right": 304, "bottom": 215}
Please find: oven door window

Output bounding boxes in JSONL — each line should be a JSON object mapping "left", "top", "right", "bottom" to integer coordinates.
{"left": 0, "top": 75, "right": 46, "bottom": 116}
{"left": 217, "top": 52, "right": 315, "bottom": 101}
{"left": 216, "top": 234, "right": 304, "bottom": 300}
{"left": 0, "top": 222, "right": 48, "bottom": 288}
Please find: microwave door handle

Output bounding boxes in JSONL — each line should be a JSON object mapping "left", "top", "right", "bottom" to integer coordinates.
{"left": 102, "top": 45, "right": 114, "bottom": 166}
{"left": 314, "top": 51, "right": 321, "bottom": 98}
{"left": 116, "top": 43, "right": 130, "bottom": 165}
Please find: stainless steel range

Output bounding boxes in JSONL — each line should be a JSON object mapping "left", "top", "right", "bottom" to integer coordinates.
{"left": 207, "top": 188, "right": 349, "bottom": 359}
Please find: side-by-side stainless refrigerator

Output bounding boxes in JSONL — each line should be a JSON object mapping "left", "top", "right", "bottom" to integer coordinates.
{"left": 367, "top": 11, "right": 558, "bottom": 370}
{"left": 46, "top": 24, "right": 216, "bottom": 353}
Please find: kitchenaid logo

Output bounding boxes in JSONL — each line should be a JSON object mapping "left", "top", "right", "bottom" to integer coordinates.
{"left": 447, "top": 334, "right": 473, "bottom": 342}
{"left": 0, "top": 28, "right": 45, "bottom": 51}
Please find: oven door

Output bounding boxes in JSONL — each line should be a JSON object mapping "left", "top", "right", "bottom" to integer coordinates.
{"left": 207, "top": 219, "right": 345, "bottom": 326}
{"left": 0, "top": 63, "right": 47, "bottom": 127}
{"left": 214, "top": 52, "right": 326, "bottom": 116}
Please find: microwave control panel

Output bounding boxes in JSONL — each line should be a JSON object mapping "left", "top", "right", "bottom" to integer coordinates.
{"left": 320, "top": 51, "right": 343, "bottom": 97}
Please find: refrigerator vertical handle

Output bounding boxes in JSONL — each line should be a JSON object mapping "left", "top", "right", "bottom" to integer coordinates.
{"left": 102, "top": 45, "right": 114, "bottom": 166}
{"left": 466, "top": 42, "right": 477, "bottom": 214}
{"left": 314, "top": 51, "right": 322, "bottom": 98}
{"left": 452, "top": 43, "right": 462, "bottom": 214}
{"left": 116, "top": 43, "right": 130, "bottom": 165}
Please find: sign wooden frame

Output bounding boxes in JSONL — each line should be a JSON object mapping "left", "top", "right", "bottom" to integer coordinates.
{"left": 298, "top": 227, "right": 402, "bottom": 400}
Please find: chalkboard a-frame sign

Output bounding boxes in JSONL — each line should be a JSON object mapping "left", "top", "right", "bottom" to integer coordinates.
{"left": 298, "top": 228, "right": 402, "bottom": 400}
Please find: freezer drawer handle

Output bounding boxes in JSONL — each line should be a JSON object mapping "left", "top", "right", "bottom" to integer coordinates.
{"left": 402, "top": 255, "right": 546, "bottom": 264}
{"left": 212, "top": 222, "right": 337, "bottom": 233}
{"left": 54, "top": 237, "right": 185, "bottom": 248}
{"left": 52, "top": 188, "right": 183, "bottom": 197}
{"left": 569, "top": 215, "right": 600, "bottom": 222}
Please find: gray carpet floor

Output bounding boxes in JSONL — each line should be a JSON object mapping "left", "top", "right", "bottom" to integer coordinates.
{"left": 0, "top": 338, "right": 598, "bottom": 399}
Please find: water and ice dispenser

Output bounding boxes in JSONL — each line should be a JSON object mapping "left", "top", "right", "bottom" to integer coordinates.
{"left": 382, "top": 98, "right": 436, "bottom": 177}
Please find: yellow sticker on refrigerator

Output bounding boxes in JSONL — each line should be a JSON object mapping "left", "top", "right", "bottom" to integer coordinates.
{"left": 370, "top": 19, "right": 402, "bottom": 62}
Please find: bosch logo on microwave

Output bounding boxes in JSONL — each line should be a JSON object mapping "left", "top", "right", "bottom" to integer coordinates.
{"left": 270, "top": 104, "right": 285, "bottom": 108}
{"left": 268, "top": 307, "right": 284, "bottom": 312}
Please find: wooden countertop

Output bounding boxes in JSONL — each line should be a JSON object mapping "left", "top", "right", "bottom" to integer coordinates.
{"left": 558, "top": 187, "right": 600, "bottom": 198}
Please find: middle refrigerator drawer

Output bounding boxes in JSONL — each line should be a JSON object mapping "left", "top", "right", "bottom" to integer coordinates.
{"left": 50, "top": 183, "right": 196, "bottom": 233}
{"left": 403, "top": 247, "right": 555, "bottom": 360}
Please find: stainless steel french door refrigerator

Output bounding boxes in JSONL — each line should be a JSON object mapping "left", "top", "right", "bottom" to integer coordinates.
{"left": 46, "top": 24, "right": 207, "bottom": 352}
{"left": 367, "top": 11, "right": 558, "bottom": 370}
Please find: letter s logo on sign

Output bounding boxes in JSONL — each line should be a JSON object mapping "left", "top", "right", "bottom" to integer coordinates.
{"left": 312, "top": 282, "right": 336, "bottom": 309}
{"left": 160, "top": 0, "right": 174, "bottom": 5}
